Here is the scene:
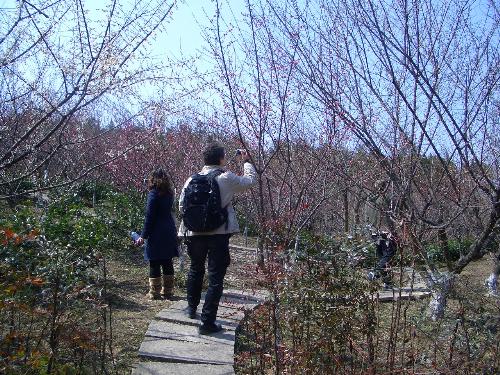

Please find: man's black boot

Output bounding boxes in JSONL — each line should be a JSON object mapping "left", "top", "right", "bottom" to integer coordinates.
{"left": 184, "top": 306, "right": 197, "bottom": 319}
{"left": 198, "top": 322, "right": 223, "bottom": 335}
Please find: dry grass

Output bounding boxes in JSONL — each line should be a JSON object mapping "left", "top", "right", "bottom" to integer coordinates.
{"left": 105, "top": 251, "right": 171, "bottom": 374}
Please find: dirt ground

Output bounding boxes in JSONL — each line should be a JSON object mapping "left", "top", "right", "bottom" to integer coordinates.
{"left": 460, "top": 251, "right": 497, "bottom": 284}
{"left": 106, "top": 251, "right": 168, "bottom": 374}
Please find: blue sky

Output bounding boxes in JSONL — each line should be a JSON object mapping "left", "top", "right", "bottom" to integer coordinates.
{"left": 83, "top": 0, "right": 246, "bottom": 67}
{"left": 0, "top": 0, "right": 243, "bottom": 72}
{"left": 0, "top": 0, "right": 247, "bottom": 115}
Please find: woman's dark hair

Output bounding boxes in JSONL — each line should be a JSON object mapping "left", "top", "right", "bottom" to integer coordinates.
{"left": 148, "top": 168, "right": 173, "bottom": 195}
{"left": 203, "top": 142, "right": 225, "bottom": 165}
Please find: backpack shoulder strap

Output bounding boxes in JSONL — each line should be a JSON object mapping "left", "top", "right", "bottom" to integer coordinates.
{"left": 207, "top": 169, "right": 229, "bottom": 229}
{"left": 206, "top": 168, "right": 225, "bottom": 177}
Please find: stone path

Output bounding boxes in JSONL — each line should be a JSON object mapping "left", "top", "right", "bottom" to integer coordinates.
{"left": 132, "top": 289, "right": 267, "bottom": 375}
{"left": 375, "top": 267, "right": 431, "bottom": 302}
{"left": 376, "top": 286, "right": 431, "bottom": 302}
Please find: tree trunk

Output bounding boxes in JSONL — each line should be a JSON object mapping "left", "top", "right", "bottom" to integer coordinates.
{"left": 427, "top": 272, "right": 454, "bottom": 321}
{"left": 343, "top": 189, "right": 349, "bottom": 233}
{"left": 485, "top": 248, "right": 500, "bottom": 295}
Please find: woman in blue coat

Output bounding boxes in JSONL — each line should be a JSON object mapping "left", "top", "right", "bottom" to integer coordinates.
{"left": 135, "top": 168, "right": 179, "bottom": 300}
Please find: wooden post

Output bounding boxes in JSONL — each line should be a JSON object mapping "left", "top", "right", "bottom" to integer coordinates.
{"left": 343, "top": 189, "right": 349, "bottom": 233}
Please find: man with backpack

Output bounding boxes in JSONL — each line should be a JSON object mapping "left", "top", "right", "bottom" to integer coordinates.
{"left": 365, "top": 179, "right": 397, "bottom": 289}
{"left": 178, "top": 142, "right": 256, "bottom": 334}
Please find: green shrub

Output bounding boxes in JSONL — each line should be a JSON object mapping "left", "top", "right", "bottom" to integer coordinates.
{"left": 235, "top": 233, "right": 377, "bottom": 373}
{"left": 0, "top": 187, "right": 146, "bottom": 373}
{"left": 294, "top": 230, "right": 378, "bottom": 268}
{"left": 236, "top": 211, "right": 259, "bottom": 237}
{"left": 76, "top": 181, "right": 115, "bottom": 206}
{"left": 425, "top": 238, "right": 473, "bottom": 263}
{"left": 1, "top": 208, "right": 105, "bottom": 373}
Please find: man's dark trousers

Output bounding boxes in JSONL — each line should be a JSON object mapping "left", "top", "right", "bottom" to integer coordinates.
{"left": 186, "top": 234, "right": 231, "bottom": 324}
{"left": 376, "top": 237, "right": 396, "bottom": 284}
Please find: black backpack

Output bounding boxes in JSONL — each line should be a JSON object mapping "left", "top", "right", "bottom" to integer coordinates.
{"left": 181, "top": 169, "right": 228, "bottom": 232}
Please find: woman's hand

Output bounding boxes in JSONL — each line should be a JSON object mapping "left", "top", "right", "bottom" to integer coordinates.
{"left": 135, "top": 237, "right": 145, "bottom": 246}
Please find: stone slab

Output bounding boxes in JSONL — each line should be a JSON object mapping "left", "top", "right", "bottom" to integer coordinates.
{"left": 155, "top": 304, "right": 240, "bottom": 330}
{"left": 223, "top": 288, "right": 269, "bottom": 302}
{"left": 219, "top": 295, "right": 261, "bottom": 307}
{"left": 217, "top": 306, "right": 247, "bottom": 321}
{"left": 138, "top": 336, "right": 234, "bottom": 365}
{"left": 228, "top": 243, "right": 257, "bottom": 253}
{"left": 168, "top": 298, "right": 254, "bottom": 314}
{"left": 132, "top": 362, "right": 234, "bottom": 375}
{"left": 168, "top": 296, "right": 260, "bottom": 311}
{"left": 375, "top": 289, "right": 431, "bottom": 302}
{"left": 145, "top": 320, "right": 235, "bottom": 345}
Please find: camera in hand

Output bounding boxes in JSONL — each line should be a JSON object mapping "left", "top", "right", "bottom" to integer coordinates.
{"left": 235, "top": 149, "right": 243, "bottom": 155}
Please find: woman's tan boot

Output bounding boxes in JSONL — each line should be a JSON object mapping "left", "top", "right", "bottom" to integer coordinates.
{"left": 161, "top": 275, "right": 175, "bottom": 300}
{"left": 147, "top": 277, "right": 162, "bottom": 300}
